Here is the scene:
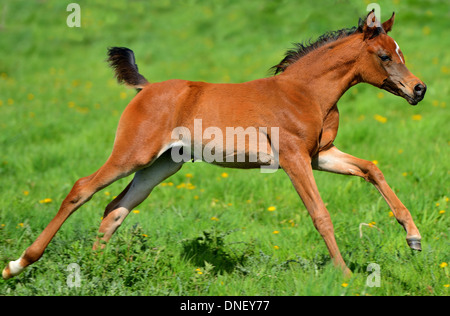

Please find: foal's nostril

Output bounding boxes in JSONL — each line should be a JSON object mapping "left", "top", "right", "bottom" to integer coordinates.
{"left": 414, "top": 83, "right": 426, "bottom": 96}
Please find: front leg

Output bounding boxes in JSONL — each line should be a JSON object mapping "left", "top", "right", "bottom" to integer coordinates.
{"left": 313, "top": 145, "right": 421, "bottom": 250}
{"left": 280, "top": 150, "right": 351, "bottom": 277}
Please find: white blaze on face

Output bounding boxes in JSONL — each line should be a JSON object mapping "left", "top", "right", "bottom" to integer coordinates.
{"left": 394, "top": 40, "right": 404, "bottom": 64}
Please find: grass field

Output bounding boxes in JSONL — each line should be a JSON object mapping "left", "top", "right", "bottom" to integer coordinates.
{"left": 0, "top": 0, "right": 449, "bottom": 296}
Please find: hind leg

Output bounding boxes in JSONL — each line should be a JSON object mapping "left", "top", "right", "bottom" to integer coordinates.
{"left": 2, "top": 91, "right": 178, "bottom": 279}
{"left": 93, "top": 150, "right": 183, "bottom": 250}
{"left": 1, "top": 156, "right": 144, "bottom": 280}
{"left": 2, "top": 136, "right": 168, "bottom": 280}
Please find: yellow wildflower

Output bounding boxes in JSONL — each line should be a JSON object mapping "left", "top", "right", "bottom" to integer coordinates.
{"left": 221, "top": 172, "right": 229, "bottom": 178}
{"left": 273, "top": 230, "right": 280, "bottom": 234}
{"left": 176, "top": 183, "right": 186, "bottom": 189}
{"left": 374, "top": 114, "right": 387, "bottom": 123}
{"left": 132, "top": 210, "right": 140, "bottom": 214}
{"left": 439, "top": 210, "right": 445, "bottom": 215}
{"left": 439, "top": 262, "right": 448, "bottom": 268}
{"left": 210, "top": 216, "right": 219, "bottom": 221}
{"left": 39, "top": 198, "right": 52, "bottom": 204}
{"left": 267, "top": 206, "right": 276, "bottom": 212}
{"left": 341, "top": 283, "right": 349, "bottom": 288}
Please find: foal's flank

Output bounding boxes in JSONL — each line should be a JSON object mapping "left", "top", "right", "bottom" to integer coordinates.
{"left": 3, "top": 11, "right": 426, "bottom": 280}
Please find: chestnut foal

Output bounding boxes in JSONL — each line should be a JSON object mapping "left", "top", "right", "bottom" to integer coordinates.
{"left": 3, "top": 11, "right": 426, "bottom": 279}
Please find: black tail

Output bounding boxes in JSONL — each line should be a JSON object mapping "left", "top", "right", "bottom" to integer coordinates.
{"left": 107, "top": 47, "right": 149, "bottom": 91}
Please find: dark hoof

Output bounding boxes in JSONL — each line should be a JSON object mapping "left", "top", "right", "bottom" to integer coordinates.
{"left": 407, "top": 238, "right": 422, "bottom": 251}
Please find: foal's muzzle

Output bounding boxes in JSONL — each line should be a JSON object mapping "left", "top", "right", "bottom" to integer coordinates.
{"left": 413, "top": 83, "right": 427, "bottom": 102}
{"left": 406, "top": 82, "right": 427, "bottom": 106}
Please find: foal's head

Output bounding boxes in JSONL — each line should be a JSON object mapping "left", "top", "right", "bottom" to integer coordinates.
{"left": 357, "top": 11, "right": 426, "bottom": 105}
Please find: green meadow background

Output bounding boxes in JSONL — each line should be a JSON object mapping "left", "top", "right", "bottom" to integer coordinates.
{"left": 0, "top": 0, "right": 448, "bottom": 296}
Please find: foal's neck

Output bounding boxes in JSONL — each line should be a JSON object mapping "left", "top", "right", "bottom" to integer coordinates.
{"left": 279, "top": 34, "right": 362, "bottom": 115}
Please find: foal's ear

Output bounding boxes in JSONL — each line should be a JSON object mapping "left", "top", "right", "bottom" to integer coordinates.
{"left": 382, "top": 12, "right": 395, "bottom": 33}
{"left": 362, "top": 10, "right": 382, "bottom": 40}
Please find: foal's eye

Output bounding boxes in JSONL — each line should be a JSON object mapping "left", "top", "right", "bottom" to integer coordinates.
{"left": 379, "top": 55, "right": 390, "bottom": 62}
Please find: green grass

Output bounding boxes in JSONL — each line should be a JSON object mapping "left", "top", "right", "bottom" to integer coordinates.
{"left": 0, "top": 0, "right": 449, "bottom": 296}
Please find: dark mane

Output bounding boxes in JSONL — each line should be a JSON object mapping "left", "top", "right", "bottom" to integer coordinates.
{"left": 271, "top": 20, "right": 364, "bottom": 75}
